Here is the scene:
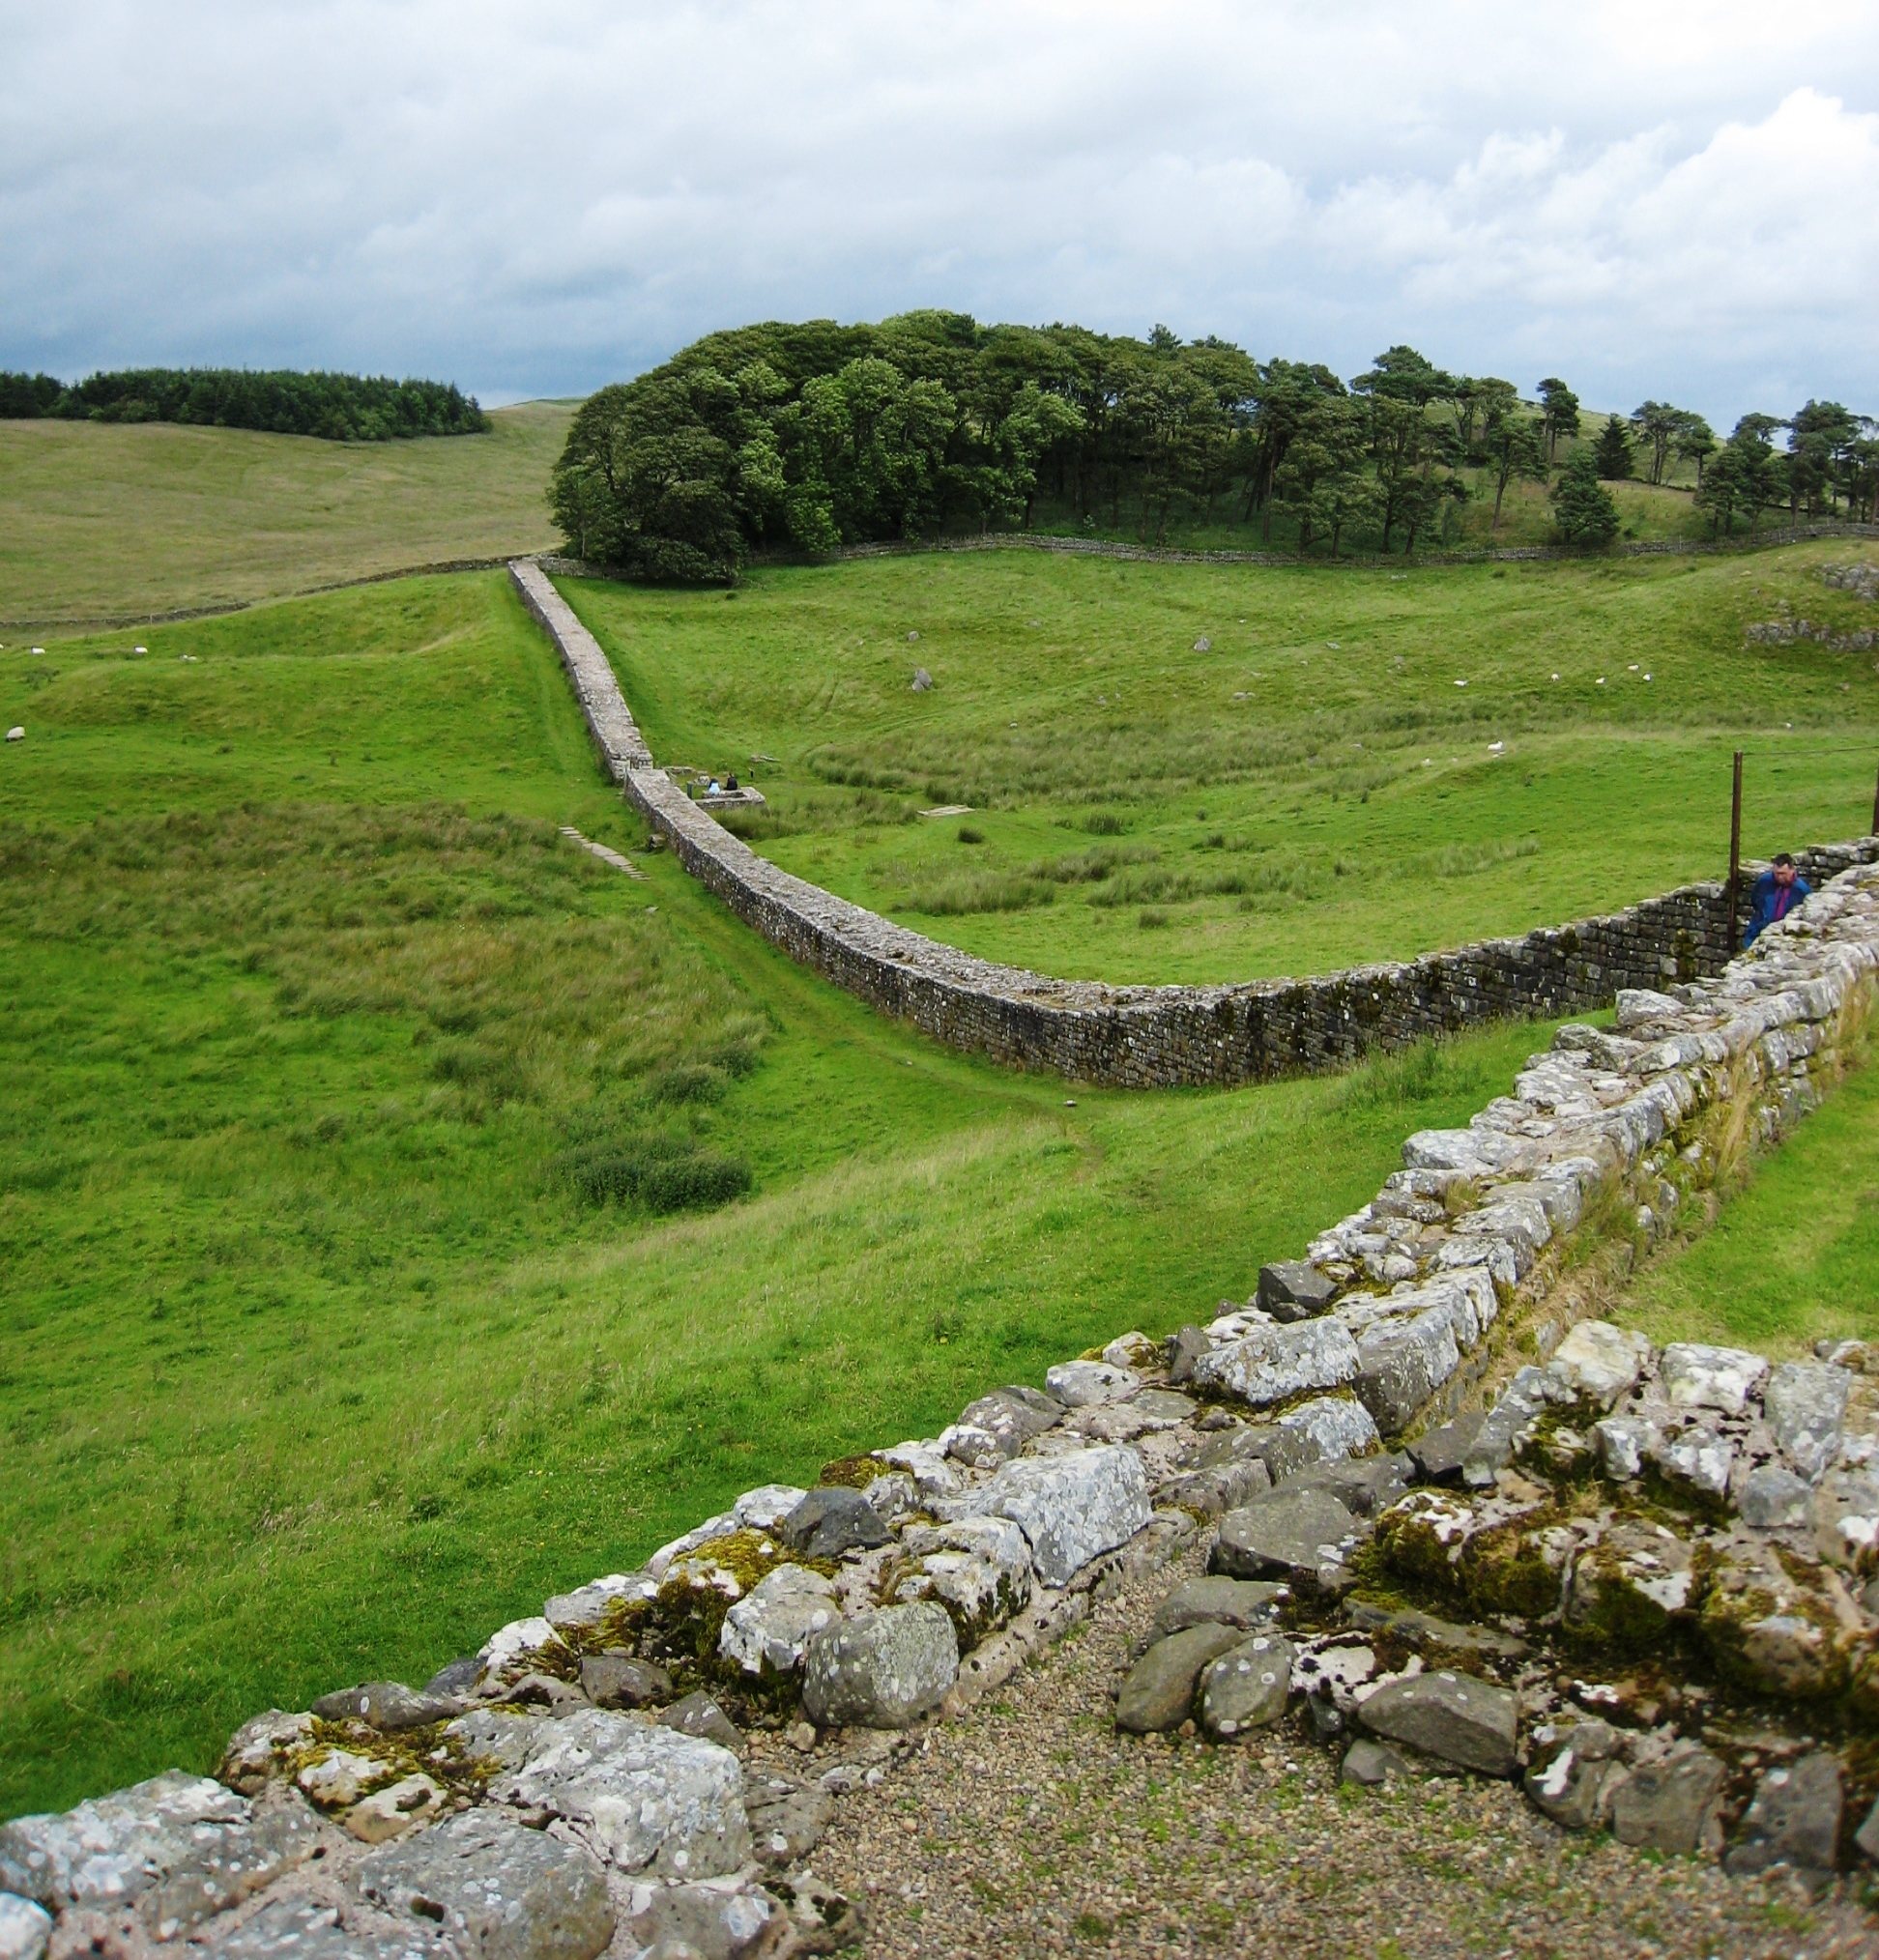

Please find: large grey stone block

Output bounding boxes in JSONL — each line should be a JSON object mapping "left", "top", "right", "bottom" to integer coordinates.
{"left": 801, "top": 1601, "right": 959, "bottom": 1729}
{"left": 981, "top": 1445, "right": 1151, "bottom": 1586}
{"left": 1191, "top": 1319, "right": 1360, "bottom": 1407}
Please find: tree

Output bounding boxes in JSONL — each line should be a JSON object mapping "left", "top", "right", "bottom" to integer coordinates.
{"left": 1672, "top": 413, "right": 1716, "bottom": 487}
{"left": 1551, "top": 447, "right": 1620, "bottom": 546}
{"left": 1630, "top": 401, "right": 1685, "bottom": 486}
{"left": 1536, "top": 377, "right": 1580, "bottom": 461}
{"left": 1592, "top": 414, "right": 1633, "bottom": 480}
{"left": 1269, "top": 394, "right": 1368, "bottom": 551}
{"left": 1481, "top": 406, "right": 1547, "bottom": 533}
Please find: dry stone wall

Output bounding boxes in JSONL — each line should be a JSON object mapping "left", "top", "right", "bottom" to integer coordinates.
{"left": 510, "top": 558, "right": 1879, "bottom": 1089}
{"left": 10, "top": 859, "right": 1879, "bottom": 1957}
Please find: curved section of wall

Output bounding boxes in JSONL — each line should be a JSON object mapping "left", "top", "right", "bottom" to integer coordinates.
{"left": 511, "top": 559, "right": 1879, "bottom": 1087}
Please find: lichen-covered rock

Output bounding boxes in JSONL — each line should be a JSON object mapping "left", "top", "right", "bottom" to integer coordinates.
{"left": 1545, "top": 1321, "right": 1652, "bottom": 1408}
{"left": 657, "top": 1692, "right": 743, "bottom": 1753}
{"left": 1355, "top": 1670, "right": 1518, "bottom": 1776}
{"left": 468, "top": 1708, "right": 750, "bottom": 1877}
{"left": 779, "top": 1486, "right": 890, "bottom": 1558}
{"left": 339, "top": 1774, "right": 444, "bottom": 1845}
{"left": 1196, "top": 1632, "right": 1296, "bottom": 1738}
{"left": 1650, "top": 1422, "right": 1735, "bottom": 1501}
{"left": 1724, "top": 1752, "right": 1844, "bottom": 1879}
{"left": 308, "top": 1681, "right": 461, "bottom": 1731}
{"left": 893, "top": 1514, "right": 1032, "bottom": 1642}
{"left": 476, "top": 1616, "right": 575, "bottom": 1694}
{"left": 1563, "top": 1520, "right": 1694, "bottom": 1650}
{"left": 1151, "top": 1576, "right": 1288, "bottom": 1638}
{"left": 1606, "top": 1744, "right": 1727, "bottom": 1857}
{"left": 1257, "top": 1259, "right": 1340, "bottom": 1321}
{"left": 982, "top": 1445, "right": 1151, "bottom": 1586}
{"left": 1660, "top": 1341, "right": 1769, "bottom": 1417}
{"left": 357, "top": 1806, "right": 615, "bottom": 1958}
{"left": 1523, "top": 1719, "right": 1624, "bottom": 1830}
{"left": 1115, "top": 1623, "right": 1247, "bottom": 1733}
{"left": 543, "top": 1572, "right": 658, "bottom": 1638}
{"left": 0, "top": 1773, "right": 319, "bottom": 1936}
{"left": 718, "top": 1563, "right": 840, "bottom": 1676}
{"left": 1698, "top": 1540, "right": 1848, "bottom": 1698}
{"left": 1737, "top": 1462, "right": 1813, "bottom": 1530}
{"left": 1373, "top": 1488, "right": 1480, "bottom": 1591}
{"left": 744, "top": 1770, "right": 833, "bottom": 1867}
{"left": 1591, "top": 1414, "right": 1657, "bottom": 1481}
{"left": 953, "top": 1386, "right": 1063, "bottom": 1459}
{"left": 622, "top": 1878, "right": 789, "bottom": 1960}
{"left": 0, "top": 1895, "right": 50, "bottom": 1960}
{"left": 578, "top": 1654, "right": 671, "bottom": 1709}
{"left": 802, "top": 1600, "right": 959, "bottom": 1728}
{"left": 1261, "top": 1395, "right": 1380, "bottom": 1479}
{"left": 193, "top": 1897, "right": 429, "bottom": 1958}
{"left": 218, "top": 1710, "right": 316, "bottom": 1795}
{"left": 1352, "top": 1309, "right": 1460, "bottom": 1433}
{"left": 1191, "top": 1319, "right": 1360, "bottom": 1407}
{"left": 1214, "top": 1485, "right": 1361, "bottom": 1593}
{"left": 1045, "top": 1359, "right": 1140, "bottom": 1407}
{"left": 298, "top": 1748, "right": 398, "bottom": 1810}
{"left": 1765, "top": 1362, "right": 1853, "bottom": 1483}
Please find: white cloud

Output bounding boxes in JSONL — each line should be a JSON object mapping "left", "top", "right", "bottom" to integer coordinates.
{"left": 0, "top": 2, "right": 1873, "bottom": 419}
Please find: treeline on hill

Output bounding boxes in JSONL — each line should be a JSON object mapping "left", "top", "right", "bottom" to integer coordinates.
{"left": 0, "top": 367, "right": 489, "bottom": 441}
{"left": 549, "top": 311, "right": 1878, "bottom": 581}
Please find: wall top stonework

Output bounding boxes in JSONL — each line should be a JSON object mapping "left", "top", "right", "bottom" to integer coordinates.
{"left": 510, "top": 558, "right": 1879, "bottom": 1088}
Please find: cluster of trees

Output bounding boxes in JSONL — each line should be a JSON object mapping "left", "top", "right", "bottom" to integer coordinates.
{"left": 553, "top": 312, "right": 1878, "bottom": 580}
{"left": 0, "top": 367, "right": 489, "bottom": 441}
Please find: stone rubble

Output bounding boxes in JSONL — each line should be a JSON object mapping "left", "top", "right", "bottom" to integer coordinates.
{"left": 10, "top": 858, "right": 1879, "bottom": 1950}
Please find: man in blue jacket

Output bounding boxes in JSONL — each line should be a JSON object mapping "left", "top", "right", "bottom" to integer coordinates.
{"left": 1744, "top": 852, "right": 1810, "bottom": 947}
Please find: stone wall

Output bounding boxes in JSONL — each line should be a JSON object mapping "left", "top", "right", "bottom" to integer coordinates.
{"left": 9, "top": 857, "right": 1879, "bottom": 1957}
{"left": 510, "top": 558, "right": 1879, "bottom": 1090}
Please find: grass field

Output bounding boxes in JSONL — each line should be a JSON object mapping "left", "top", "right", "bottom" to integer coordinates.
{"left": 560, "top": 541, "right": 1879, "bottom": 984}
{"left": 1618, "top": 1023, "right": 1879, "bottom": 1357}
{"left": 0, "top": 567, "right": 1572, "bottom": 1817}
{"left": 0, "top": 401, "right": 573, "bottom": 628}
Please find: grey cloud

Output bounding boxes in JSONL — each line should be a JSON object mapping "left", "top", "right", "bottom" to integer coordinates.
{"left": 2, "top": 1, "right": 1874, "bottom": 418}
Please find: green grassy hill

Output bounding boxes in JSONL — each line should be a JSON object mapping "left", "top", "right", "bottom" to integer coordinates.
{"left": 0, "top": 568, "right": 1554, "bottom": 1817}
{"left": 561, "top": 541, "right": 1879, "bottom": 983}
{"left": 0, "top": 400, "right": 573, "bottom": 627}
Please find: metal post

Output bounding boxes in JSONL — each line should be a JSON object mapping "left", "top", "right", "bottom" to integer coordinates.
{"left": 1726, "top": 750, "right": 1745, "bottom": 949}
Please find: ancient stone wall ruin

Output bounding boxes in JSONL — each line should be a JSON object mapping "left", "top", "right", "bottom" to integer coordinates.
{"left": 509, "top": 557, "right": 1879, "bottom": 1090}
{"left": 9, "top": 838, "right": 1879, "bottom": 1957}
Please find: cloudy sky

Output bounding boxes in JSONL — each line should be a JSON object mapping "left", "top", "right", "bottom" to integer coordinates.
{"left": 4, "top": 2, "right": 1874, "bottom": 422}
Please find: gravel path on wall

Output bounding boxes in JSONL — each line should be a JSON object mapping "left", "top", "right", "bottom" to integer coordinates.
{"left": 812, "top": 1546, "right": 1876, "bottom": 1960}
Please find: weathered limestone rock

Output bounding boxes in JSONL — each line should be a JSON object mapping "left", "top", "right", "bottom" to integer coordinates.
{"left": 1523, "top": 1720, "right": 1623, "bottom": 1830}
{"left": 981, "top": 1445, "right": 1151, "bottom": 1586}
{"left": 465, "top": 1708, "right": 750, "bottom": 1878}
{"left": 1606, "top": 1745, "right": 1727, "bottom": 1858}
{"left": 733, "top": 1484, "right": 811, "bottom": 1531}
{"left": 1340, "top": 1739, "right": 1412, "bottom": 1787}
{"left": 658, "top": 1693, "right": 743, "bottom": 1753}
{"left": 1355, "top": 1671, "right": 1519, "bottom": 1776}
{"left": 780, "top": 1486, "right": 890, "bottom": 1558}
{"left": 892, "top": 1514, "right": 1032, "bottom": 1641}
{"left": 718, "top": 1564, "right": 840, "bottom": 1676}
{"left": 1196, "top": 1632, "right": 1296, "bottom": 1738}
{"left": 623, "top": 1877, "right": 790, "bottom": 1959}
{"left": 357, "top": 1807, "right": 615, "bottom": 1959}
{"left": 1407, "top": 1414, "right": 1482, "bottom": 1485}
{"left": 953, "top": 1387, "right": 1062, "bottom": 1458}
{"left": 1765, "top": 1362, "right": 1853, "bottom": 1482}
{"left": 194, "top": 1897, "right": 425, "bottom": 1957}
{"left": 1651, "top": 1422, "right": 1735, "bottom": 1500}
{"left": 801, "top": 1601, "right": 959, "bottom": 1728}
{"left": 1737, "top": 1462, "right": 1814, "bottom": 1530}
{"left": 339, "top": 1774, "right": 444, "bottom": 1845}
{"left": 1545, "top": 1321, "right": 1652, "bottom": 1408}
{"left": 1292, "top": 1452, "right": 1410, "bottom": 1518}
{"left": 1151, "top": 1576, "right": 1288, "bottom": 1638}
{"left": 308, "top": 1681, "right": 461, "bottom": 1731}
{"left": 1699, "top": 1540, "right": 1847, "bottom": 1698}
{"left": 1342, "top": 1600, "right": 1528, "bottom": 1662}
{"left": 1613, "top": 988, "right": 1684, "bottom": 1029}
{"left": 218, "top": 1711, "right": 316, "bottom": 1795}
{"left": 578, "top": 1654, "right": 672, "bottom": 1710}
{"left": 1114, "top": 1623, "right": 1246, "bottom": 1733}
{"left": 1191, "top": 1319, "right": 1360, "bottom": 1407}
{"left": 0, "top": 1773, "right": 318, "bottom": 1935}
{"left": 297, "top": 1747, "right": 391, "bottom": 1809}
{"left": 543, "top": 1572, "right": 656, "bottom": 1638}
{"left": 1256, "top": 1259, "right": 1339, "bottom": 1321}
{"left": 1045, "top": 1359, "right": 1139, "bottom": 1407}
{"left": 1214, "top": 1485, "right": 1361, "bottom": 1592}
{"left": 1725, "top": 1753, "right": 1844, "bottom": 1879}
{"left": 1353, "top": 1309, "right": 1460, "bottom": 1433}
{"left": 1261, "top": 1396, "right": 1379, "bottom": 1479}
{"left": 744, "top": 1771, "right": 833, "bottom": 1867}
{"left": 1564, "top": 1520, "right": 1695, "bottom": 1648}
{"left": 1592, "top": 1414, "right": 1656, "bottom": 1481}
{"left": 476, "top": 1616, "right": 575, "bottom": 1694}
{"left": 1660, "top": 1341, "right": 1769, "bottom": 1417}
{"left": 0, "top": 1896, "right": 50, "bottom": 1960}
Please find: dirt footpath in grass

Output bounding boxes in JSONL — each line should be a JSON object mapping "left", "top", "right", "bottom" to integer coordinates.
{"left": 811, "top": 1546, "right": 1877, "bottom": 1960}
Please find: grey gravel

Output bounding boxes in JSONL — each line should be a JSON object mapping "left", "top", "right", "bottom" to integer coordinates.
{"left": 813, "top": 1545, "right": 1879, "bottom": 1957}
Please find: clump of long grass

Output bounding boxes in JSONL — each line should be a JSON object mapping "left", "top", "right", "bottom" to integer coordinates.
{"left": 899, "top": 870, "right": 1056, "bottom": 915}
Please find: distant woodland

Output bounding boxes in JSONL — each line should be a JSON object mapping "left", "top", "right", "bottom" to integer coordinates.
{"left": 0, "top": 367, "right": 489, "bottom": 442}
{"left": 550, "top": 312, "right": 1878, "bottom": 580}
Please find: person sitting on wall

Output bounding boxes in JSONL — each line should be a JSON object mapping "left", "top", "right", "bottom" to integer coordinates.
{"left": 707, "top": 777, "right": 722, "bottom": 795}
{"left": 1744, "top": 852, "right": 1811, "bottom": 947}
{"left": 725, "top": 771, "right": 739, "bottom": 791}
